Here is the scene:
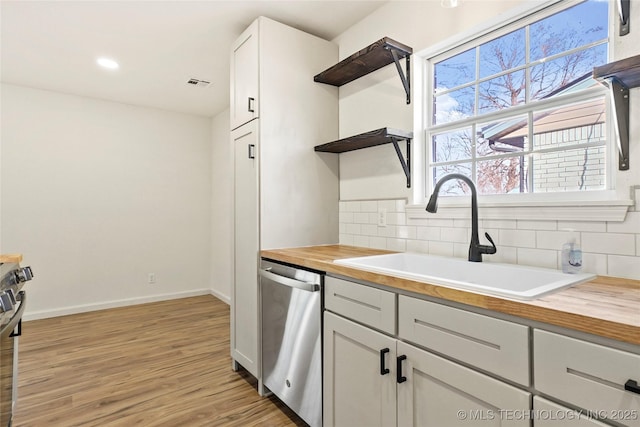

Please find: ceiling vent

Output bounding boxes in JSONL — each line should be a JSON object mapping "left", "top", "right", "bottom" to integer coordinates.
{"left": 187, "top": 78, "right": 211, "bottom": 88}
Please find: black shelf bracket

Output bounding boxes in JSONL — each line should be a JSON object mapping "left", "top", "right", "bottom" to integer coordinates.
{"left": 390, "top": 48, "right": 411, "bottom": 104}
{"left": 604, "top": 77, "right": 630, "bottom": 170}
{"left": 619, "top": 0, "right": 630, "bottom": 36}
{"left": 391, "top": 137, "right": 411, "bottom": 188}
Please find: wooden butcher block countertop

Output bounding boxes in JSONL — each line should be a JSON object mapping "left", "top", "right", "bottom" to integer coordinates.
{"left": 261, "top": 245, "right": 640, "bottom": 346}
{"left": 0, "top": 254, "right": 23, "bottom": 263}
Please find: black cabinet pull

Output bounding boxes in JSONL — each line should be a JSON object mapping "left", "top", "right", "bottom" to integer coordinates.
{"left": 379, "top": 348, "right": 390, "bottom": 375}
{"left": 397, "top": 355, "right": 407, "bottom": 383}
{"left": 625, "top": 379, "right": 640, "bottom": 394}
{"left": 248, "top": 97, "right": 255, "bottom": 113}
{"left": 248, "top": 144, "right": 255, "bottom": 159}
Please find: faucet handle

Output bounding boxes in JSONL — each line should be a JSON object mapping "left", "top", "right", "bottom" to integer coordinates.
{"left": 482, "top": 232, "right": 497, "bottom": 254}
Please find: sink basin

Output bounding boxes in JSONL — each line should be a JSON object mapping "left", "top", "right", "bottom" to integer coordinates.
{"left": 334, "top": 253, "right": 595, "bottom": 300}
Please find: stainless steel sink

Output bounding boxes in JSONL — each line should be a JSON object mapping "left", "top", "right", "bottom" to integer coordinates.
{"left": 334, "top": 253, "right": 595, "bottom": 300}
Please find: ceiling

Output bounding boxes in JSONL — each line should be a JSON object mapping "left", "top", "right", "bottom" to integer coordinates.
{"left": 1, "top": 1, "right": 386, "bottom": 117}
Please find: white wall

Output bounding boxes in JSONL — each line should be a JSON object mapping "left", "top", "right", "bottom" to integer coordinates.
{"left": 210, "top": 107, "right": 232, "bottom": 303}
{"left": 1, "top": 84, "right": 213, "bottom": 319}
{"left": 335, "top": 0, "right": 534, "bottom": 200}
{"left": 335, "top": 1, "right": 640, "bottom": 280}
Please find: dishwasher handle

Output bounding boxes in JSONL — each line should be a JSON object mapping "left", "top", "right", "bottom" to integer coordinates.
{"left": 259, "top": 269, "right": 320, "bottom": 293}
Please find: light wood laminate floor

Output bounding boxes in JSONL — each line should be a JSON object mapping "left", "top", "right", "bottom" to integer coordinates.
{"left": 13, "top": 295, "right": 305, "bottom": 427}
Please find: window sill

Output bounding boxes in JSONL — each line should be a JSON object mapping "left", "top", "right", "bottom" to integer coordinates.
{"left": 406, "top": 196, "right": 633, "bottom": 223}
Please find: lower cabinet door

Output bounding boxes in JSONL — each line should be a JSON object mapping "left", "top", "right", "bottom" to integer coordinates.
{"left": 396, "top": 341, "right": 531, "bottom": 427}
{"left": 323, "top": 312, "right": 397, "bottom": 427}
{"left": 533, "top": 397, "right": 610, "bottom": 427}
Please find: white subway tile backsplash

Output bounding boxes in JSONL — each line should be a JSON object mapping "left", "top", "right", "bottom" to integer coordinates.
{"left": 375, "top": 225, "right": 394, "bottom": 238}
{"left": 378, "top": 200, "right": 397, "bottom": 212}
{"left": 607, "top": 211, "right": 640, "bottom": 233}
{"left": 517, "top": 220, "right": 557, "bottom": 231}
{"left": 453, "top": 243, "right": 468, "bottom": 259}
{"left": 353, "top": 235, "right": 370, "bottom": 248}
{"left": 345, "top": 223, "right": 361, "bottom": 235}
{"left": 489, "top": 246, "right": 518, "bottom": 264}
{"left": 341, "top": 212, "right": 354, "bottom": 224}
{"left": 483, "top": 219, "right": 517, "bottom": 229}
{"left": 340, "top": 198, "right": 640, "bottom": 280}
{"left": 499, "top": 229, "right": 536, "bottom": 248}
{"left": 582, "top": 232, "right": 635, "bottom": 256}
{"left": 536, "top": 230, "right": 579, "bottom": 251}
{"left": 406, "top": 239, "right": 429, "bottom": 254}
{"left": 386, "top": 238, "right": 406, "bottom": 252}
{"left": 396, "top": 225, "right": 417, "bottom": 240}
{"left": 429, "top": 241, "right": 454, "bottom": 257}
{"left": 369, "top": 236, "right": 387, "bottom": 250}
{"left": 607, "top": 255, "right": 640, "bottom": 280}
{"left": 454, "top": 218, "right": 472, "bottom": 228}
{"left": 354, "top": 212, "right": 369, "bottom": 224}
{"left": 360, "top": 200, "right": 378, "bottom": 212}
{"left": 441, "top": 227, "right": 469, "bottom": 243}
{"left": 581, "top": 252, "right": 608, "bottom": 275}
{"left": 416, "top": 226, "right": 441, "bottom": 241}
{"left": 427, "top": 218, "right": 455, "bottom": 228}
{"left": 361, "top": 224, "right": 378, "bottom": 236}
{"left": 344, "top": 201, "right": 360, "bottom": 212}
{"left": 387, "top": 212, "right": 406, "bottom": 226}
{"left": 394, "top": 199, "right": 407, "bottom": 212}
{"left": 517, "top": 248, "right": 558, "bottom": 269}
{"left": 339, "top": 234, "right": 354, "bottom": 245}
{"left": 557, "top": 221, "right": 606, "bottom": 233}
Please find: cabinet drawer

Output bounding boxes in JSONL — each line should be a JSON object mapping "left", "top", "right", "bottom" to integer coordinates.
{"left": 533, "top": 397, "right": 609, "bottom": 427}
{"left": 398, "top": 295, "right": 529, "bottom": 386}
{"left": 325, "top": 276, "right": 396, "bottom": 334}
{"left": 534, "top": 329, "right": 640, "bottom": 427}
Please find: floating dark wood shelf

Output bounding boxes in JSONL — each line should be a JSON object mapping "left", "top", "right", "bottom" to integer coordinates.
{"left": 593, "top": 54, "right": 640, "bottom": 88}
{"left": 593, "top": 54, "right": 640, "bottom": 171}
{"left": 314, "top": 37, "right": 413, "bottom": 104}
{"left": 315, "top": 128, "right": 413, "bottom": 188}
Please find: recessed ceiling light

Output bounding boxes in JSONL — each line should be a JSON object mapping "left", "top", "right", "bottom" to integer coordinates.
{"left": 96, "top": 57, "right": 119, "bottom": 70}
{"left": 441, "top": 0, "right": 459, "bottom": 7}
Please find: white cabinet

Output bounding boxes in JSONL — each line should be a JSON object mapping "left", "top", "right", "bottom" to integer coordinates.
{"left": 534, "top": 329, "right": 640, "bottom": 427}
{"left": 230, "top": 17, "right": 338, "bottom": 382}
{"left": 230, "top": 20, "right": 259, "bottom": 130}
{"left": 533, "top": 397, "right": 610, "bottom": 427}
{"left": 397, "top": 340, "right": 530, "bottom": 427}
{"left": 231, "top": 121, "right": 259, "bottom": 376}
{"left": 398, "top": 295, "right": 529, "bottom": 386}
{"left": 324, "top": 312, "right": 397, "bottom": 427}
{"left": 324, "top": 296, "right": 531, "bottom": 427}
{"left": 325, "top": 276, "right": 396, "bottom": 335}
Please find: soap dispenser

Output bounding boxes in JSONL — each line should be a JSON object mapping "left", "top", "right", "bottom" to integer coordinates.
{"left": 561, "top": 230, "right": 582, "bottom": 274}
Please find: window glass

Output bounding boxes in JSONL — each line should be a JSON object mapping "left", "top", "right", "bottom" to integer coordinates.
{"left": 529, "top": 1, "right": 608, "bottom": 62}
{"left": 427, "top": 0, "right": 609, "bottom": 197}
{"left": 433, "top": 86, "right": 475, "bottom": 125}
{"left": 434, "top": 48, "right": 476, "bottom": 90}
{"left": 479, "top": 29, "right": 525, "bottom": 78}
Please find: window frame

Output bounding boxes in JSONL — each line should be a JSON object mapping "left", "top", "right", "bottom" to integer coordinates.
{"left": 410, "top": 0, "right": 632, "bottom": 220}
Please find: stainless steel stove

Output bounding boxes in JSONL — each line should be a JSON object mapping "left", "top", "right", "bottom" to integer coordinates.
{"left": 0, "top": 262, "right": 33, "bottom": 427}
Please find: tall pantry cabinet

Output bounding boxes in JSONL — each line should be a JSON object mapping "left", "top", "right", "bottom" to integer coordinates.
{"left": 230, "top": 16, "right": 339, "bottom": 382}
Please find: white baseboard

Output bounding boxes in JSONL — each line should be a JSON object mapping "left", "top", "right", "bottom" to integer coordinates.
{"left": 210, "top": 288, "right": 231, "bottom": 305}
{"left": 23, "top": 288, "right": 212, "bottom": 321}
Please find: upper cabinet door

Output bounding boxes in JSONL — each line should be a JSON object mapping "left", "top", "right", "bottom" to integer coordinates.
{"left": 230, "top": 20, "right": 259, "bottom": 130}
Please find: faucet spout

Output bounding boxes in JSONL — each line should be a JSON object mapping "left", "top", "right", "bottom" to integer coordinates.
{"left": 426, "top": 173, "right": 496, "bottom": 262}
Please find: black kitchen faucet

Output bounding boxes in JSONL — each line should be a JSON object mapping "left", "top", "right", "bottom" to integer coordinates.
{"left": 426, "top": 173, "right": 497, "bottom": 262}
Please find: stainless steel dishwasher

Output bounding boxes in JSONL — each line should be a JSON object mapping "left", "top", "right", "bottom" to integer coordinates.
{"left": 260, "top": 259, "right": 322, "bottom": 427}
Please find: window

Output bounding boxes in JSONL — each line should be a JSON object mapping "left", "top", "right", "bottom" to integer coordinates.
{"left": 426, "top": 0, "right": 610, "bottom": 197}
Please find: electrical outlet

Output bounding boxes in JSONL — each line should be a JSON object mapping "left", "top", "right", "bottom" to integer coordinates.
{"left": 148, "top": 273, "right": 156, "bottom": 284}
{"left": 378, "top": 209, "right": 387, "bottom": 227}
